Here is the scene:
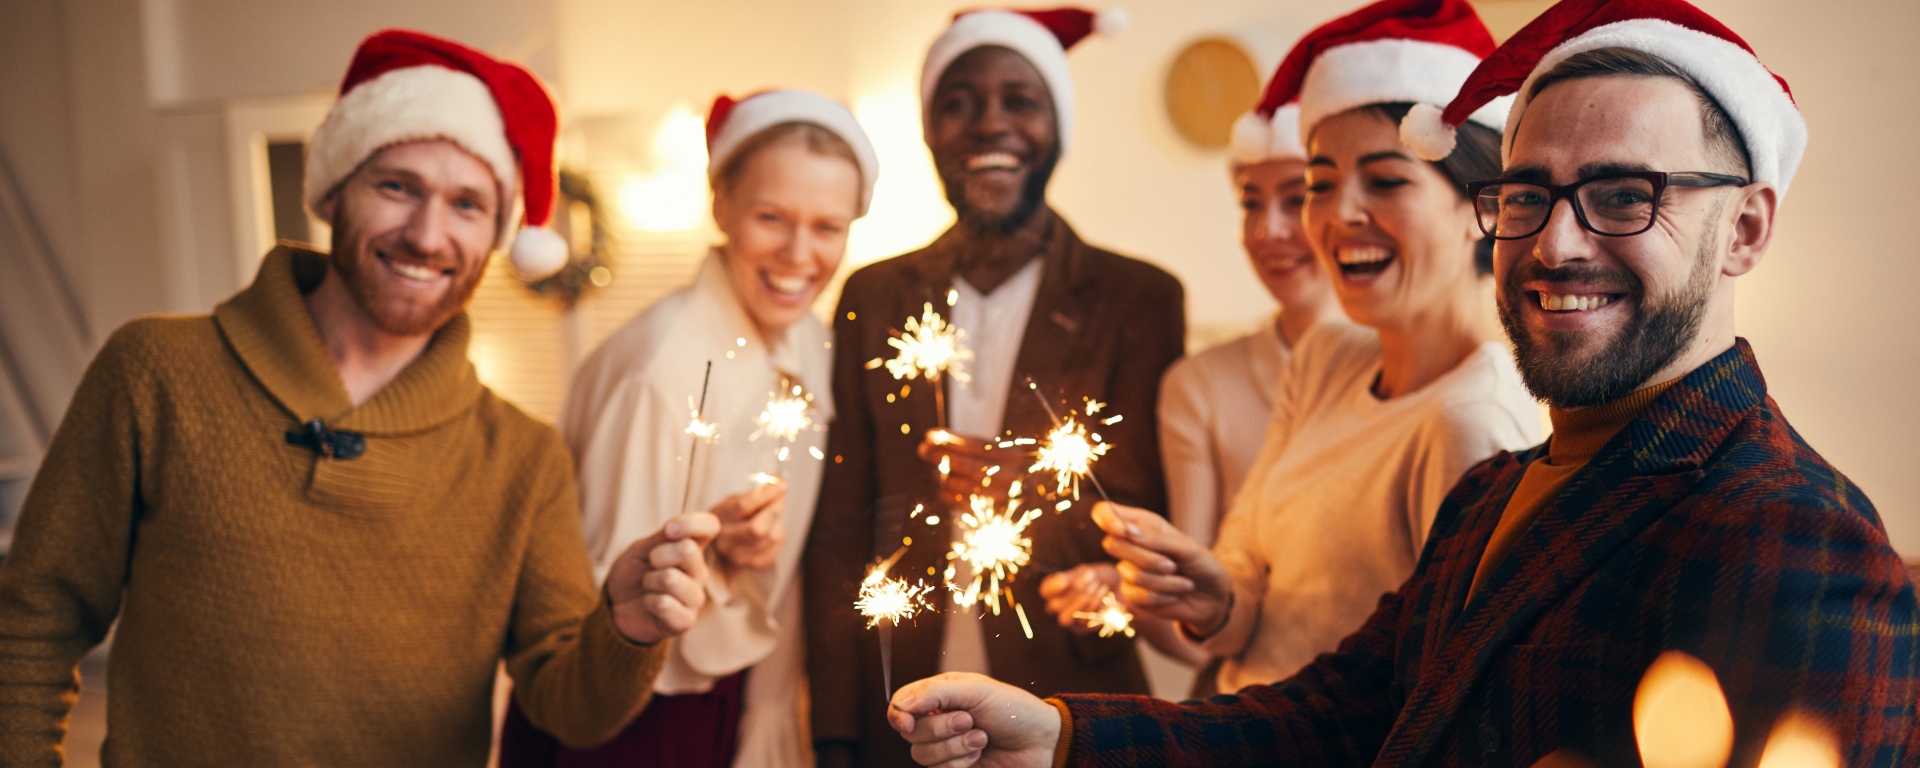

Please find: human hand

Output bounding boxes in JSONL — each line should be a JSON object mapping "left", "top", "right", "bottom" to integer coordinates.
{"left": 711, "top": 482, "right": 786, "bottom": 575}
{"left": 605, "top": 511, "right": 721, "bottom": 644}
{"left": 1093, "top": 501, "right": 1235, "bottom": 638}
{"left": 917, "top": 429, "right": 1009, "bottom": 505}
{"left": 1039, "top": 563, "right": 1121, "bottom": 635}
{"left": 888, "top": 672, "right": 1061, "bottom": 768}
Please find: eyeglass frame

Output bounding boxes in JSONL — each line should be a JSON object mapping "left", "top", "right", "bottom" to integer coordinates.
{"left": 1465, "top": 171, "right": 1749, "bottom": 240}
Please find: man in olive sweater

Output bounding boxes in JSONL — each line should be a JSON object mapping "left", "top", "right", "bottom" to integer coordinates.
{"left": 0, "top": 31, "right": 714, "bottom": 766}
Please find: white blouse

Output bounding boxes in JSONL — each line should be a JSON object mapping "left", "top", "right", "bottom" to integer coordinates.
{"left": 558, "top": 250, "right": 832, "bottom": 767}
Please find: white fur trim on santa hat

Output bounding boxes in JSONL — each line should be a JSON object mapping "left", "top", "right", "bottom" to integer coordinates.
{"left": 1297, "top": 39, "right": 1510, "bottom": 146}
{"left": 1230, "top": 103, "right": 1305, "bottom": 166}
{"left": 922, "top": 10, "right": 1079, "bottom": 154}
{"left": 706, "top": 90, "right": 881, "bottom": 216}
{"left": 304, "top": 66, "right": 522, "bottom": 249}
{"left": 1502, "top": 18, "right": 1807, "bottom": 194}
{"left": 509, "top": 225, "right": 569, "bottom": 277}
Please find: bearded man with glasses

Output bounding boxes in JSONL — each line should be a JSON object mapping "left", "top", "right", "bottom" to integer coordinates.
{"left": 883, "top": 2, "right": 1918, "bottom": 766}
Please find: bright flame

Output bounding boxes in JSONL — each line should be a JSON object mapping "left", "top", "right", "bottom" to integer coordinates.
{"left": 856, "top": 559, "right": 934, "bottom": 628}
{"left": 1031, "top": 416, "right": 1110, "bottom": 499}
{"left": 750, "top": 472, "right": 781, "bottom": 486}
{"left": 684, "top": 396, "right": 719, "bottom": 442}
{"left": 946, "top": 493, "right": 1040, "bottom": 615}
{"left": 881, "top": 303, "right": 971, "bottom": 383}
{"left": 615, "top": 105, "right": 709, "bottom": 233}
{"left": 1755, "top": 713, "right": 1840, "bottom": 768}
{"left": 1072, "top": 591, "right": 1136, "bottom": 638}
{"left": 1634, "top": 651, "right": 1734, "bottom": 768}
{"left": 753, "top": 390, "right": 814, "bottom": 444}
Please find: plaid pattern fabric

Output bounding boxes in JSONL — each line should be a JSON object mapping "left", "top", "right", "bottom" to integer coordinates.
{"left": 1059, "top": 341, "right": 1919, "bottom": 768}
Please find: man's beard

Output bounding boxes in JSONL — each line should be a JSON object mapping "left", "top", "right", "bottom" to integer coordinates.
{"left": 944, "top": 145, "right": 1059, "bottom": 236}
{"left": 1500, "top": 228, "right": 1718, "bottom": 409}
{"left": 330, "top": 218, "right": 485, "bottom": 337}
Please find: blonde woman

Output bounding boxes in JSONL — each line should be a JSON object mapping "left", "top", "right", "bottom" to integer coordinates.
{"left": 501, "top": 90, "right": 876, "bottom": 768}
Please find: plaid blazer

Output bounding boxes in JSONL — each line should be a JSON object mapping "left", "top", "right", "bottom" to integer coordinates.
{"left": 1058, "top": 341, "right": 1919, "bottom": 768}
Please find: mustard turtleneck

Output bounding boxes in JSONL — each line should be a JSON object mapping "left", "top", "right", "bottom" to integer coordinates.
{"left": 1466, "top": 378, "right": 1680, "bottom": 603}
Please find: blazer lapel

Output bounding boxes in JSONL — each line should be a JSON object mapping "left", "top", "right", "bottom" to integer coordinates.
{"left": 1006, "top": 215, "right": 1094, "bottom": 424}
{"left": 1375, "top": 342, "right": 1770, "bottom": 768}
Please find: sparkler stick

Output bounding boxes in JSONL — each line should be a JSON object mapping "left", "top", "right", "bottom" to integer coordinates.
{"left": 856, "top": 548, "right": 933, "bottom": 699}
{"left": 1023, "top": 380, "right": 1112, "bottom": 502}
{"left": 680, "top": 361, "right": 715, "bottom": 514}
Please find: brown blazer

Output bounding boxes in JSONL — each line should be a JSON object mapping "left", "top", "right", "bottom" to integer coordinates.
{"left": 802, "top": 213, "right": 1186, "bottom": 765}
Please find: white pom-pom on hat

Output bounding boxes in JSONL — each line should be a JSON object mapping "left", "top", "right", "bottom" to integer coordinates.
{"left": 1094, "top": 7, "right": 1130, "bottom": 37}
{"left": 1400, "top": 102, "right": 1459, "bottom": 162}
{"left": 509, "top": 226, "right": 569, "bottom": 279}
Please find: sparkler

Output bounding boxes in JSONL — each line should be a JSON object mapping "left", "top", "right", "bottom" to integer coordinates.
{"left": 856, "top": 548, "right": 933, "bottom": 699}
{"left": 1072, "top": 591, "right": 1136, "bottom": 638}
{"left": 679, "top": 361, "right": 715, "bottom": 514}
{"left": 945, "top": 487, "right": 1042, "bottom": 617}
{"left": 1024, "top": 380, "right": 1113, "bottom": 502}
{"left": 751, "top": 377, "right": 816, "bottom": 480}
{"left": 868, "top": 301, "right": 972, "bottom": 427}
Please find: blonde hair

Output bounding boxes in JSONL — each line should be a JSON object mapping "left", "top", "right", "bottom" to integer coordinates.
{"left": 713, "top": 121, "right": 860, "bottom": 198}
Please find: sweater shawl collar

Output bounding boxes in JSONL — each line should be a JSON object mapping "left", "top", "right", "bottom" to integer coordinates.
{"left": 213, "top": 246, "right": 483, "bottom": 436}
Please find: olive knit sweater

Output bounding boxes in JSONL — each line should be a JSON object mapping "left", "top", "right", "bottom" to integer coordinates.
{"left": 0, "top": 247, "right": 665, "bottom": 766}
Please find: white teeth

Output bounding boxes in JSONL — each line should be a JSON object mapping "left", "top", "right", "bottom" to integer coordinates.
{"left": 388, "top": 260, "right": 441, "bottom": 282}
{"left": 1537, "top": 293, "right": 1613, "bottom": 311}
{"left": 766, "top": 274, "right": 810, "bottom": 295}
{"left": 1336, "top": 246, "right": 1392, "bottom": 265}
{"left": 967, "top": 152, "right": 1020, "bottom": 171}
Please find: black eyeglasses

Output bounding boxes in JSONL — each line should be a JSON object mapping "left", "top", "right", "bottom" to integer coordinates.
{"left": 1466, "top": 171, "right": 1748, "bottom": 240}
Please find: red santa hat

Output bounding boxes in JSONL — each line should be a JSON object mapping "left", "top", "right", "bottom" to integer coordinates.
{"left": 921, "top": 7, "right": 1129, "bottom": 155}
{"left": 705, "top": 90, "right": 882, "bottom": 216}
{"left": 1247, "top": 0, "right": 1507, "bottom": 163}
{"left": 303, "top": 29, "right": 568, "bottom": 278}
{"left": 1406, "top": 0, "right": 1807, "bottom": 194}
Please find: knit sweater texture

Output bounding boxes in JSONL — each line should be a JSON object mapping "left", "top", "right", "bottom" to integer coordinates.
{"left": 0, "top": 247, "right": 665, "bottom": 767}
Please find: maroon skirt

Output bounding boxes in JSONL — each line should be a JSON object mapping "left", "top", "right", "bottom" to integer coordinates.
{"left": 498, "top": 671, "right": 746, "bottom": 768}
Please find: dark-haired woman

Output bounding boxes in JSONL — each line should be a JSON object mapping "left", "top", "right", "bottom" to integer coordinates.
{"left": 1105, "top": 0, "right": 1540, "bottom": 696}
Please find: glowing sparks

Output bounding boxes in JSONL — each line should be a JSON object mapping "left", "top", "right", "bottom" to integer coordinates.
{"left": 753, "top": 389, "right": 814, "bottom": 444}
{"left": 1073, "top": 592, "right": 1136, "bottom": 638}
{"left": 945, "top": 493, "right": 1041, "bottom": 615}
{"left": 684, "top": 400, "right": 719, "bottom": 442}
{"left": 881, "top": 302, "right": 972, "bottom": 383}
{"left": 750, "top": 472, "right": 781, "bottom": 486}
{"left": 1030, "top": 416, "right": 1110, "bottom": 499}
{"left": 857, "top": 557, "right": 934, "bottom": 629}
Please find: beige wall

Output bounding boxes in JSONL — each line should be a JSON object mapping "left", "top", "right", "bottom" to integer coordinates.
{"left": 2, "top": 0, "right": 1915, "bottom": 552}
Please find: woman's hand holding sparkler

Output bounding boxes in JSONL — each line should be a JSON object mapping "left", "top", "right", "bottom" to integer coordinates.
{"left": 606, "top": 511, "right": 722, "bottom": 645}
{"left": 1092, "top": 501, "right": 1236, "bottom": 640}
{"left": 1039, "top": 563, "right": 1120, "bottom": 634}
{"left": 917, "top": 429, "right": 1010, "bottom": 504}
{"left": 889, "top": 672, "right": 1059, "bottom": 768}
{"left": 711, "top": 482, "right": 786, "bottom": 576}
